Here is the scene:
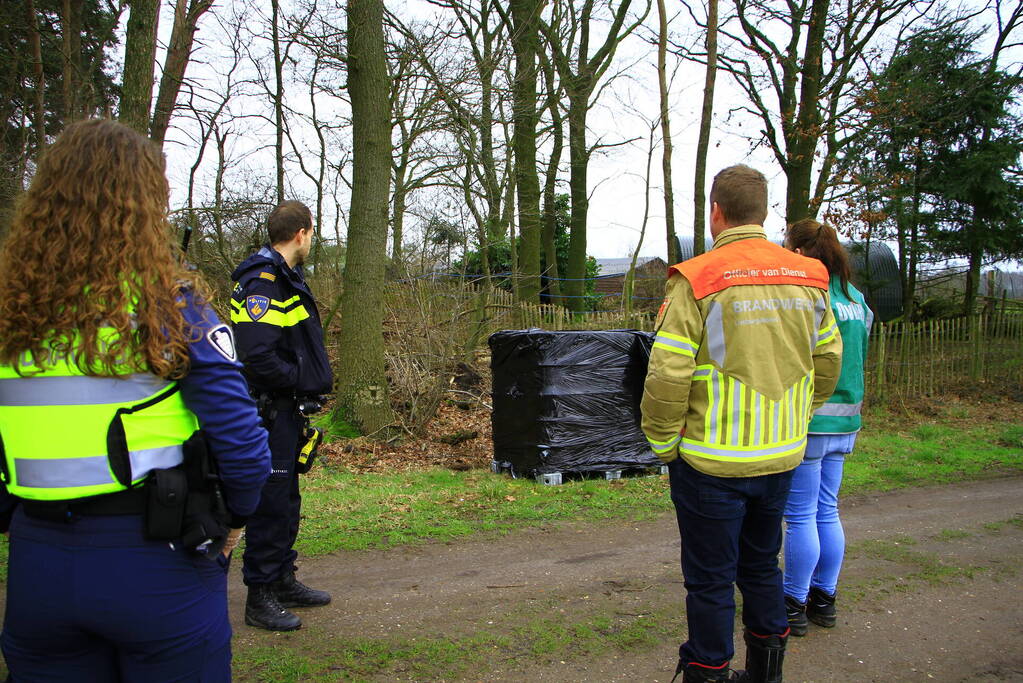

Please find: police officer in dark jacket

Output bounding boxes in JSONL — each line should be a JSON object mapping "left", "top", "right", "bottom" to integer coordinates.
{"left": 230, "top": 200, "right": 334, "bottom": 631}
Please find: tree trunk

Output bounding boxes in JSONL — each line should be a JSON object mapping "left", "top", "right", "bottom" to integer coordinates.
{"left": 564, "top": 86, "right": 589, "bottom": 311}
{"left": 271, "top": 0, "right": 286, "bottom": 203}
{"left": 510, "top": 0, "right": 542, "bottom": 304}
{"left": 151, "top": 0, "right": 212, "bottom": 147}
{"left": 336, "top": 0, "right": 395, "bottom": 436}
{"left": 784, "top": 0, "right": 829, "bottom": 223}
{"left": 540, "top": 47, "right": 564, "bottom": 304}
{"left": 60, "top": 0, "right": 84, "bottom": 123}
{"left": 391, "top": 160, "right": 407, "bottom": 266}
{"left": 540, "top": 121, "right": 563, "bottom": 304}
{"left": 25, "top": 0, "right": 46, "bottom": 153}
{"left": 656, "top": 0, "right": 679, "bottom": 262}
{"left": 120, "top": 0, "right": 160, "bottom": 134}
{"left": 692, "top": 0, "right": 717, "bottom": 258}
{"left": 963, "top": 231, "right": 983, "bottom": 317}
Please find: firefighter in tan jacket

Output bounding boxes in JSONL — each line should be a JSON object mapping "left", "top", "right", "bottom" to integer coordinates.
{"left": 643, "top": 165, "right": 842, "bottom": 683}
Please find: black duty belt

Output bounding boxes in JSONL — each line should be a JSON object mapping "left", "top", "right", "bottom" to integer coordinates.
{"left": 21, "top": 486, "right": 147, "bottom": 523}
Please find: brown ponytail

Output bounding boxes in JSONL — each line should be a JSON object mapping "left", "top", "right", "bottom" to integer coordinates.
{"left": 784, "top": 218, "right": 852, "bottom": 298}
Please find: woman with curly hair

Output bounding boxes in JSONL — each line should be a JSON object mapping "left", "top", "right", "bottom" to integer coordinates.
{"left": 782, "top": 218, "right": 872, "bottom": 637}
{"left": 0, "top": 119, "right": 270, "bottom": 681}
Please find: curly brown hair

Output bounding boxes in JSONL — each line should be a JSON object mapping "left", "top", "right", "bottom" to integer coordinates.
{"left": 0, "top": 119, "right": 210, "bottom": 379}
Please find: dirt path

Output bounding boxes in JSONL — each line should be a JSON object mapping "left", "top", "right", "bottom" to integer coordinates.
{"left": 229, "top": 477, "right": 1023, "bottom": 682}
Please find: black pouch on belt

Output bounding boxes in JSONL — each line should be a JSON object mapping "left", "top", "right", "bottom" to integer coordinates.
{"left": 144, "top": 467, "right": 188, "bottom": 540}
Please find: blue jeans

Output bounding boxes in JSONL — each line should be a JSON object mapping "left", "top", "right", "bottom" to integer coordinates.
{"left": 783, "top": 432, "right": 857, "bottom": 601}
{"left": 668, "top": 457, "right": 795, "bottom": 668}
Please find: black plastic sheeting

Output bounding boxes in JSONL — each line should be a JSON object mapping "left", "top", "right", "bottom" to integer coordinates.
{"left": 489, "top": 329, "right": 659, "bottom": 476}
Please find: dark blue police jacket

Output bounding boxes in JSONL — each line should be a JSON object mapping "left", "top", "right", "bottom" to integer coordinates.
{"left": 229, "top": 245, "right": 333, "bottom": 398}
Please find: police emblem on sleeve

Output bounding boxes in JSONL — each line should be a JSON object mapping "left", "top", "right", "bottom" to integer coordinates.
{"left": 245, "top": 295, "right": 270, "bottom": 321}
{"left": 207, "top": 324, "right": 237, "bottom": 361}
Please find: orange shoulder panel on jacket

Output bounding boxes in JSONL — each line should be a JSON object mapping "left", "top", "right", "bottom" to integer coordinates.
{"left": 669, "top": 239, "right": 828, "bottom": 299}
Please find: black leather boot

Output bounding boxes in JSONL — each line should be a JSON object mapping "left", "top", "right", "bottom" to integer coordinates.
{"left": 806, "top": 587, "right": 837, "bottom": 627}
{"left": 245, "top": 584, "right": 302, "bottom": 631}
{"left": 273, "top": 571, "right": 331, "bottom": 608}
{"left": 672, "top": 660, "right": 748, "bottom": 682}
{"left": 743, "top": 629, "right": 787, "bottom": 683}
{"left": 784, "top": 595, "right": 808, "bottom": 637}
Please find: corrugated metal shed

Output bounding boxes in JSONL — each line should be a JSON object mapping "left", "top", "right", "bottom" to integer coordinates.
{"left": 674, "top": 236, "right": 903, "bottom": 322}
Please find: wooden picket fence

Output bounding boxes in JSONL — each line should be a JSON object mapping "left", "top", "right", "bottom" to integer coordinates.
{"left": 866, "top": 312, "right": 1023, "bottom": 400}
{"left": 480, "top": 287, "right": 653, "bottom": 332}
{"left": 386, "top": 279, "right": 1023, "bottom": 401}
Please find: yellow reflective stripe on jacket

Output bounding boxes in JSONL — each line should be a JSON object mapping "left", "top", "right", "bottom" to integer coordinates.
{"left": 691, "top": 366, "right": 814, "bottom": 452}
{"left": 816, "top": 320, "right": 839, "bottom": 347}
{"left": 652, "top": 330, "right": 698, "bottom": 358}
{"left": 681, "top": 433, "right": 807, "bottom": 462}
{"left": 646, "top": 432, "right": 682, "bottom": 454}
{"left": 230, "top": 295, "right": 310, "bottom": 327}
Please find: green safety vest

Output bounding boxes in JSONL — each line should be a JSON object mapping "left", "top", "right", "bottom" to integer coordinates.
{"left": 0, "top": 331, "right": 198, "bottom": 501}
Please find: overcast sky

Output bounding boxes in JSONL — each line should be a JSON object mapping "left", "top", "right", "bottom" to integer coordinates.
{"left": 151, "top": 0, "right": 1014, "bottom": 266}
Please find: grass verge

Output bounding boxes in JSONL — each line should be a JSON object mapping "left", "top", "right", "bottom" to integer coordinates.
{"left": 289, "top": 401, "right": 1023, "bottom": 558}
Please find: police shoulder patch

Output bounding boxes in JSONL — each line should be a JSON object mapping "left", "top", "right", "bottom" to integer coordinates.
{"left": 245, "top": 295, "right": 270, "bottom": 321}
{"left": 206, "top": 324, "right": 237, "bottom": 361}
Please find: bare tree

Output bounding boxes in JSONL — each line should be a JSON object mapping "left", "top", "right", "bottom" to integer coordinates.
{"left": 655, "top": 0, "right": 678, "bottom": 262}
{"left": 150, "top": 0, "right": 214, "bottom": 147}
{"left": 336, "top": 0, "right": 396, "bottom": 435}
{"left": 692, "top": 0, "right": 717, "bottom": 256}
{"left": 538, "top": 47, "right": 565, "bottom": 303}
{"left": 715, "top": 0, "right": 933, "bottom": 222}
{"left": 541, "top": 0, "right": 649, "bottom": 311}
{"left": 507, "top": 0, "right": 543, "bottom": 302}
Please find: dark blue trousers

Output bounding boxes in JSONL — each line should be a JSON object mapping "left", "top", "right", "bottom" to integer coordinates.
{"left": 1, "top": 509, "right": 231, "bottom": 682}
{"left": 668, "top": 457, "right": 794, "bottom": 669}
{"left": 242, "top": 401, "right": 302, "bottom": 586}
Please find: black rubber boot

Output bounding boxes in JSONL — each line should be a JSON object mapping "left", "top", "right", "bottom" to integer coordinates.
{"left": 743, "top": 629, "right": 787, "bottom": 683}
{"left": 806, "top": 587, "right": 837, "bottom": 627}
{"left": 672, "top": 660, "right": 748, "bottom": 682}
{"left": 784, "top": 595, "right": 808, "bottom": 637}
{"left": 245, "top": 584, "right": 302, "bottom": 631}
{"left": 273, "top": 571, "right": 332, "bottom": 608}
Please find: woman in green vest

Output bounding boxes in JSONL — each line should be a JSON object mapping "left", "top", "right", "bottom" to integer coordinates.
{"left": 0, "top": 119, "right": 271, "bottom": 681}
{"left": 782, "top": 219, "right": 873, "bottom": 636}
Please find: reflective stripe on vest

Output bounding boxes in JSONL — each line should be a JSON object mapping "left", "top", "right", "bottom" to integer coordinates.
{"left": 685, "top": 365, "right": 814, "bottom": 463}
{"left": 14, "top": 445, "right": 183, "bottom": 488}
{"left": 681, "top": 434, "right": 807, "bottom": 463}
{"left": 0, "top": 352, "right": 198, "bottom": 501}
{"left": 813, "top": 401, "right": 862, "bottom": 417}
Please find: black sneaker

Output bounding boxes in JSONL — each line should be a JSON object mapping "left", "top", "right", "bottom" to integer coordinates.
{"left": 273, "top": 571, "right": 332, "bottom": 608}
{"left": 785, "top": 595, "right": 808, "bottom": 636}
{"left": 245, "top": 584, "right": 302, "bottom": 631}
{"left": 806, "top": 586, "right": 837, "bottom": 628}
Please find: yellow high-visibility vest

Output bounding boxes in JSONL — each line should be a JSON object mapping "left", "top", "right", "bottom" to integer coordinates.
{"left": 0, "top": 330, "right": 198, "bottom": 501}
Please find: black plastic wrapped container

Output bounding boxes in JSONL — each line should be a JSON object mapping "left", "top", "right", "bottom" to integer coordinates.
{"left": 488, "top": 329, "right": 659, "bottom": 476}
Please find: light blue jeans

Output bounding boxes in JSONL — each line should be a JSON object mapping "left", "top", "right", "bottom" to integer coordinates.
{"left": 783, "top": 432, "right": 858, "bottom": 602}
